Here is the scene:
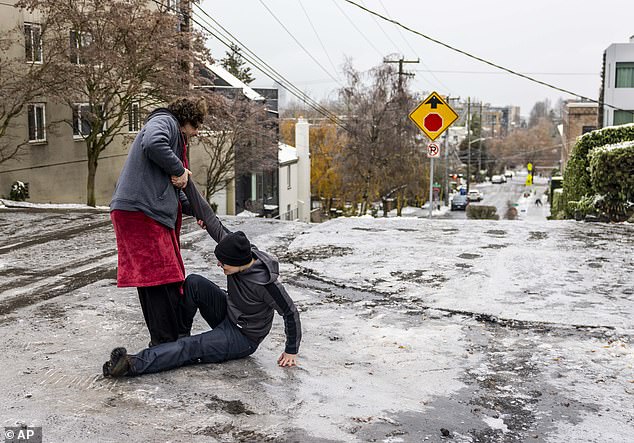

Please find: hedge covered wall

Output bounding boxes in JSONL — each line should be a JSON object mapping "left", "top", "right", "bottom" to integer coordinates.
{"left": 561, "top": 123, "right": 634, "bottom": 221}
{"left": 588, "top": 141, "right": 634, "bottom": 220}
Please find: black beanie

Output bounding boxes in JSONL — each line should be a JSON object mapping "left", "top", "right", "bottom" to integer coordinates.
{"left": 214, "top": 231, "right": 253, "bottom": 266}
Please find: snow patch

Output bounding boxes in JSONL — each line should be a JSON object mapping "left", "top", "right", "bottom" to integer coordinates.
{"left": 236, "top": 209, "right": 258, "bottom": 217}
{"left": 591, "top": 140, "right": 634, "bottom": 152}
{"left": 0, "top": 199, "right": 109, "bottom": 210}
{"left": 483, "top": 416, "right": 509, "bottom": 433}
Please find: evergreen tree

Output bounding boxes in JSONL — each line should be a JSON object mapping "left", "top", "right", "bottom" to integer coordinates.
{"left": 221, "top": 43, "right": 254, "bottom": 85}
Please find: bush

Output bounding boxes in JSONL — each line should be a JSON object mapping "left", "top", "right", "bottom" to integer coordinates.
{"left": 588, "top": 141, "right": 634, "bottom": 221}
{"left": 548, "top": 188, "right": 566, "bottom": 219}
{"left": 9, "top": 181, "right": 29, "bottom": 201}
{"left": 566, "top": 195, "right": 597, "bottom": 221}
{"left": 467, "top": 205, "right": 499, "bottom": 220}
{"left": 562, "top": 123, "right": 634, "bottom": 217}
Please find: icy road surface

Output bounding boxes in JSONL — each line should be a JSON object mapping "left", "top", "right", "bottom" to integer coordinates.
{"left": 0, "top": 208, "right": 632, "bottom": 442}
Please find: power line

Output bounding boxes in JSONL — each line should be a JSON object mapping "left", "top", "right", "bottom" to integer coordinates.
{"left": 298, "top": 0, "right": 340, "bottom": 80}
{"left": 360, "top": 0, "right": 399, "bottom": 53}
{"left": 185, "top": 2, "right": 348, "bottom": 130}
{"left": 376, "top": 0, "right": 451, "bottom": 93}
{"left": 257, "top": 0, "right": 341, "bottom": 86}
{"left": 341, "top": 0, "right": 632, "bottom": 115}
{"left": 155, "top": 0, "right": 330, "bottom": 121}
{"left": 191, "top": 4, "right": 332, "bottom": 117}
{"left": 330, "top": 0, "right": 383, "bottom": 58}
{"left": 188, "top": 3, "right": 345, "bottom": 129}
{"left": 414, "top": 69, "right": 599, "bottom": 76}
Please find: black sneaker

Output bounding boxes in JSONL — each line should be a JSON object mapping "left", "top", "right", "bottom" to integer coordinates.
{"left": 102, "top": 347, "right": 131, "bottom": 377}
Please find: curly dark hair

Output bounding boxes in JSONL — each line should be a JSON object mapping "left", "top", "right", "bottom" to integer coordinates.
{"left": 167, "top": 96, "right": 208, "bottom": 128}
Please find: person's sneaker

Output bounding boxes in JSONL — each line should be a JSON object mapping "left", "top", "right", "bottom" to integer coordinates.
{"left": 102, "top": 347, "right": 131, "bottom": 377}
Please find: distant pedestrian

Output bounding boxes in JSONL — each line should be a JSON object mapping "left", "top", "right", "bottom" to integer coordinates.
{"left": 535, "top": 198, "right": 543, "bottom": 207}
{"left": 110, "top": 96, "right": 207, "bottom": 347}
{"left": 102, "top": 180, "right": 302, "bottom": 377}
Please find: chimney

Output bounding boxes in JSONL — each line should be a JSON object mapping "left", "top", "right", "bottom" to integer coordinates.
{"left": 295, "top": 117, "right": 311, "bottom": 223}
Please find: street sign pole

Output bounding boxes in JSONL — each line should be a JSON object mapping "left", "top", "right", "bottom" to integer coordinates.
{"left": 429, "top": 157, "right": 434, "bottom": 219}
{"left": 409, "top": 92, "right": 458, "bottom": 220}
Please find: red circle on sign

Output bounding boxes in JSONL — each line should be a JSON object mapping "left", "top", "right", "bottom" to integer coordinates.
{"left": 424, "top": 113, "right": 443, "bottom": 132}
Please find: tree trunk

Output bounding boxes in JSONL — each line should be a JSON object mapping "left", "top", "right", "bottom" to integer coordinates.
{"left": 87, "top": 148, "right": 98, "bottom": 207}
{"left": 359, "top": 170, "right": 372, "bottom": 216}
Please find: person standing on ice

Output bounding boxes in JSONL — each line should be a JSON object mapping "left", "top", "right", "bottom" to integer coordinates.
{"left": 110, "top": 97, "right": 207, "bottom": 347}
{"left": 103, "top": 180, "right": 302, "bottom": 377}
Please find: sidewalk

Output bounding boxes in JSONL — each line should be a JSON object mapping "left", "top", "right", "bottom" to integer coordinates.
{"left": 387, "top": 204, "right": 451, "bottom": 218}
{"left": 516, "top": 185, "right": 550, "bottom": 221}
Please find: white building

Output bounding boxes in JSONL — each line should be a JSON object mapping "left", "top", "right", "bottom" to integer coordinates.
{"left": 602, "top": 36, "right": 634, "bottom": 127}
{"left": 277, "top": 118, "right": 311, "bottom": 222}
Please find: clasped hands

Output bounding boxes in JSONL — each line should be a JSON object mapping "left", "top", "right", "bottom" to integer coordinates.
{"left": 171, "top": 169, "right": 191, "bottom": 189}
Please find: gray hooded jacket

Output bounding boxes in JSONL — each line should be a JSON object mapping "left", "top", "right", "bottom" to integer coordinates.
{"left": 110, "top": 109, "right": 188, "bottom": 229}
{"left": 183, "top": 181, "right": 302, "bottom": 354}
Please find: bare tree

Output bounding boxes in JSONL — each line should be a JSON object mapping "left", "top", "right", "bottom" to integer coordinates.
{"left": 0, "top": 22, "right": 67, "bottom": 165}
{"left": 17, "top": 0, "right": 211, "bottom": 206}
{"left": 488, "top": 117, "right": 561, "bottom": 172}
{"left": 338, "top": 61, "right": 419, "bottom": 215}
{"left": 197, "top": 92, "right": 278, "bottom": 201}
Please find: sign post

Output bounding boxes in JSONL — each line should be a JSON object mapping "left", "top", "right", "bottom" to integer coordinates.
{"left": 409, "top": 92, "right": 458, "bottom": 219}
{"left": 526, "top": 162, "right": 533, "bottom": 186}
{"left": 426, "top": 142, "right": 440, "bottom": 218}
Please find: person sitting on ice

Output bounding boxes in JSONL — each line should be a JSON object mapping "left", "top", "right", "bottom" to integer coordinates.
{"left": 102, "top": 180, "right": 301, "bottom": 377}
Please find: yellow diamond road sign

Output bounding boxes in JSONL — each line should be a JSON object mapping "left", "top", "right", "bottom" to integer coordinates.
{"left": 409, "top": 92, "right": 459, "bottom": 141}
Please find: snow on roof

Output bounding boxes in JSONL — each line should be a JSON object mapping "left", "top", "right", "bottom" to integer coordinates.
{"left": 566, "top": 102, "right": 598, "bottom": 108}
{"left": 279, "top": 142, "right": 298, "bottom": 165}
{"left": 205, "top": 63, "right": 265, "bottom": 102}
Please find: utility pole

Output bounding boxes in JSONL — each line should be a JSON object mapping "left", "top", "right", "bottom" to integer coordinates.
{"left": 384, "top": 56, "right": 419, "bottom": 213}
{"left": 466, "top": 97, "right": 471, "bottom": 192}
{"left": 478, "top": 101, "right": 483, "bottom": 177}
{"left": 384, "top": 57, "right": 420, "bottom": 90}
{"left": 443, "top": 96, "right": 451, "bottom": 207}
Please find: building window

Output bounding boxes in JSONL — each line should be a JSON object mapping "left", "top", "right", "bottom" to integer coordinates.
{"left": 27, "top": 103, "right": 46, "bottom": 142}
{"left": 581, "top": 126, "right": 596, "bottom": 134}
{"left": 24, "top": 23, "right": 42, "bottom": 63}
{"left": 128, "top": 102, "right": 140, "bottom": 132}
{"left": 73, "top": 103, "right": 106, "bottom": 137}
{"left": 251, "top": 172, "right": 263, "bottom": 201}
{"left": 167, "top": 0, "right": 181, "bottom": 12}
{"left": 614, "top": 110, "right": 634, "bottom": 126}
{"left": 69, "top": 30, "right": 91, "bottom": 65}
{"left": 615, "top": 62, "right": 634, "bottom": 88}
{"left": 287, "top": 165, "right": 292, "bottom": 189}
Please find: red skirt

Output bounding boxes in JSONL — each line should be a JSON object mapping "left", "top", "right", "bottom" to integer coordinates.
{"left": 110, "top": 209, "right": 185, "bottom": 287}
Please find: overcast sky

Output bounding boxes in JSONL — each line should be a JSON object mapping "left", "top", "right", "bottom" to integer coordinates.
{"left": 198, "top": 0, "right": 634, "bottom": 116}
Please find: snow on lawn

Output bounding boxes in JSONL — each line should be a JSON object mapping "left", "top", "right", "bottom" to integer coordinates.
{"left": 0, "top": 199, "right": 109, "bottom": 210}
{"left": 288, "top": 217, "right": 634, "bottom": 331}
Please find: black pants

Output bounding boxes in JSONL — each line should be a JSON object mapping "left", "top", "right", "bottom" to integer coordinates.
{"left": 137, "top": 283, "right": 189, "bottom": 346}
{"left": 130, "top": 274, "right": 257, "bottom": 375}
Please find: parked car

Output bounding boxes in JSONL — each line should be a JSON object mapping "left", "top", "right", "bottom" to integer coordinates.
{"left": 504, "top": 171, "right": 514, "bottom": 178}
{"left": 467, "top": 190, "right": 482, "bottom": 202}
{"left": 451, "top": 194, "right": 469, "bottom": 211}
{"left": 491, "top": 175, "right": 504, "bottom": 184}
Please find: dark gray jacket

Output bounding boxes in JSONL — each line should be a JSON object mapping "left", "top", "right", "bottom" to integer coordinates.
{"left": 110, "top": 109, "right": 188, "bottom": 229}
{"left": 183, "top": 181, "right": 302, "bottom": 354}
